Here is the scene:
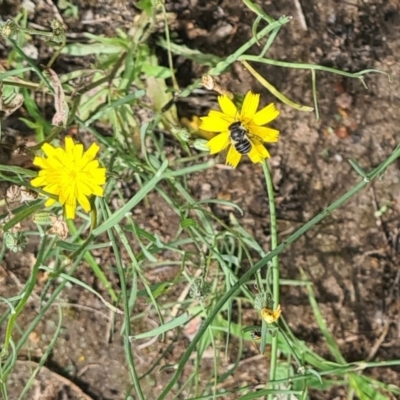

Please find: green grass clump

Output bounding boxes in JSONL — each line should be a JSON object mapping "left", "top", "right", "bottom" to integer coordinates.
{"left": 0, "top": 1, "right": 399, "bottom": 399}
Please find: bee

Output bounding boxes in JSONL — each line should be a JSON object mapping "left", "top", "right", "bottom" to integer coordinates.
{"left": 228, "top": 121, "right": 252, "bottom": 155}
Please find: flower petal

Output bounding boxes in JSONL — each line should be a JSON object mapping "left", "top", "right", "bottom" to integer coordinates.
{"left": 247, "top": 144, "right": 263, "bottom": 164}
{"left": 65, "top": 136, "right": 75, "bottom": 157}
{"left": 83, "top": 142, "right": 100, "bottom": 162}
{"left": 58, "top": 185, "right": 71, "bottom": 206}
{"left": 76, "top": 180, "right": 92, "bottom": 196}
{"left": 63, "top": 188, "right": 77, "bottom": 219}
{"left": 90, "top": 185, "right": 104, "bottom": 197}
{"left": 64, "top": 202, "right": 76, "bottom": 219}
{"left": 250, "top": 125, "right": 280, "bottom": 143}
{"left": 45, "top": 198, "right": 57, "bottom": 207}
{"left": 241, "top": 92, "right": 260, "bottom": 121}
{"left": 254, "top": 142, "right": 271, "bottom": 159}
{"left": 73, "top": 142, "right": 84, "bottom": 162}
{"left": 226, "top": 145, "right": 242, "bottom": 168}
{"left": 252, "top": 103, "right": 280, "bottom": 126}
{"left": 200, "top": 111, "right": 232, "bottom": 132}
{"left": 77, "top": 191, "right": 91, "bottom": 213}
{"left": 31, "top": 176, "right": 46, "bottom": 187}
{"left": 41, "top": 143, "right": 58, "bottom": 158}
{"left": 46, "top": 156, "right": 64, "bottom": 170}
{"left": 218, "top": 95, "right": 238, "bottom": 118}
{"left": 33, "top": 157, "right": 47, "bottom": 169}
{"left": 43, "top": 183, "right": 61, "bottom": 195}
{"left": 86, "top": 166, "right": 106, "bottom": 184}
{"left": 94, "top": 167, "right": 107, "bottom": 180}
{"left": 206, "top": 131, "right": 230, "bottom": 154}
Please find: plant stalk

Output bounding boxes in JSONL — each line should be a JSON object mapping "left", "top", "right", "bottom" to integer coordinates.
{"left": 263, "top": 160, "right": 280, "bottom": 398}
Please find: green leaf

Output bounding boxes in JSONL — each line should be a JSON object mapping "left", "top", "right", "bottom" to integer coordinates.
{"left": 141, "top": 63, "right": 172, "bottom": 79}
{"left": 92, "top": 160, "right": 169, "bottom": 236}
{"left": 158, "top": 38, "right": 222, "bottom": 66}
{"left": 0, "top": 67, "right": 32, "bottom": 80}
{"left": 3, "top": 200, "right": 44, "bottom": 231}
{"left": 130, "top": 313, "right": 188, "bottom": 340}
{"left": 0, "top": 164, "right": 37, "bottom": 177}
{"left": 55, "top": 241, "right": 112, "bottom": 251}
{"left": 136, "top": 282, "right": 171, "bottom": 298}
{"left": 62, "top": 42, "right": 124, "bottom": 56}
{"left": 137, "top": 0, "right": 154, "bottom": 16}
{"left": 84, "top": 90, "right": 145, "bottom": 126}
{"left": 180, "top": 218, "right": 197, "bottom": 228}
{"left": 348, "top": 158, "right": 369, "bottom": 180}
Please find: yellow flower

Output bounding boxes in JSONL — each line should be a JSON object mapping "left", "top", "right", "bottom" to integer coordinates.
{"left": 261, "top": 304, "right": 281, "bottom": 324}
{"left": 200, "top": 91, "right": 280, "bottom": 168}
{"left": 31, "top": 137, "right": 106, "bottom": 219}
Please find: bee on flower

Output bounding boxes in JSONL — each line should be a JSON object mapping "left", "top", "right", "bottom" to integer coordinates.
{"left": 200, "top": 91, "right": 280, "bottom": 168}
{"left": 30, "top": 137, "right": 106, "bottom": 219}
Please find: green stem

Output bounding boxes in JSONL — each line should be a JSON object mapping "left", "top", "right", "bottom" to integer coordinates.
{"left": 8, "top": 39, "right": 52, "bottom": 91}
{"left": 263, "top": 161, "right": 279, "bottom": 299}
{"left": 157, "top": 144, "right": 400, "bottom": 399}
{"left": 239, "top": 55, "right": 391, "bottom": 82}
{"left": 178, "top": 16, "right": 292, "bottom": 97}
{"left": 22, "top": 28, "right": 54, "bottom": 38}
{"left": 262, "top": 160, "right": 280, "bottom": 397}
{"left": 46, "top": 40, "right": 66, "bottom": 69}
{"left": 107, "top": 226, "right": 145, "bottom": 400}
{"left": 67, "top": 222, "right": 118, "bottom": 302}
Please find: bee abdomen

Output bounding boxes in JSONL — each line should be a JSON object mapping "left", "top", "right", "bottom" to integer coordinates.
{"left": 234, "top": 139, "right": 252, "bottom": 155}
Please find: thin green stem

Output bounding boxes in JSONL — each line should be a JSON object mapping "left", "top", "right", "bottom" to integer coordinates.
{"left": 107, "top": 225, "right": 145, "bottom": 400}
{"left": 67, "top": 221, "right": 118, "bottom": 302}
{"left": 46, "top": 40, "right": 66, "bottom": 69}
{"left": 262, "top": 161, "right": 279, "bottom": 302}
{"left": 239, "top": 55, "right": 391, "bottom": 81}
{"left": 159, "top": 2, "right": 179, "bottom": 91}
{"left": 178, "top": 16, "right": 291, "bottom": 97}
{"left": 241, "top": 60, "right": 313, "bottom": 112}
{"left": 263, "top": 160, "right": 280, "bottom": 398}
{"left": 157, "top": 143, "right": 400, "bottom": 400}
{"left": 8, "top": 39, "right": 52, "bottom": 91}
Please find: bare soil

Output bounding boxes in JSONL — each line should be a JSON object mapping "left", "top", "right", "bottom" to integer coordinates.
{"left": 1, "top": 0, "right": 400, "bottom": 399}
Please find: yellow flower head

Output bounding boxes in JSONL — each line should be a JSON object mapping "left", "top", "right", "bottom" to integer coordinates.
{"left": 31, "top": 137, "right": 106, "bottom": 219}
{"left": 261, "top": 304, "right": 282, "bottom": 324}
{"left": 200, "top": 91, "right": 280, "bottom": 168}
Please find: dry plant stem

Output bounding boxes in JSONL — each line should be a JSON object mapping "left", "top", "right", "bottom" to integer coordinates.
{"left": 293, "top": 0, "right": 308, "bottom": 31}
{"left": 263, "top": 160, "right": 280, "bottom": 396}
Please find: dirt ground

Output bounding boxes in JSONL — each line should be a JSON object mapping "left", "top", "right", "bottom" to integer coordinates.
{"left": 1, "top": 0, "right": 400, "bottom": 399}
